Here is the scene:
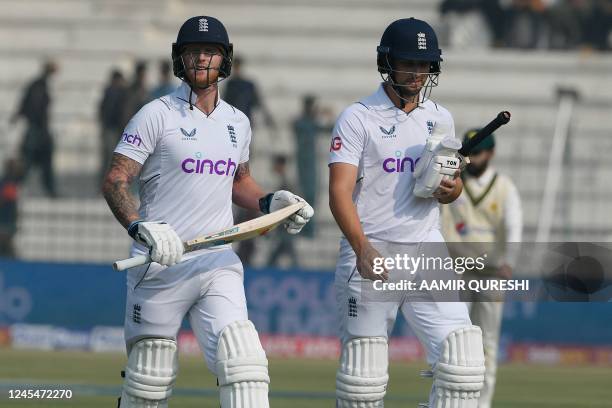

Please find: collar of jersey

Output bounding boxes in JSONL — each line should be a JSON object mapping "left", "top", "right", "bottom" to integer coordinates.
{"left": 462, "top": 169, "right": 498, "bottom": 207}
{"left": 368, "top": 83, "right": 426, "bottom": 111}
{"left": 176, "top": 81, "right": 221, "bottom": 109}
{"left": 465, "top": 166, "right": 496, "bottom": 187}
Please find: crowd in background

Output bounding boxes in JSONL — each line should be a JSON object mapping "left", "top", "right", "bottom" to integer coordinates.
{"left": 224, "top": 58, "right": 333, "bottom": 267}
{"left": 98, "top": 60, "right": 173, "bottom": 182}
{"left": 5, "top": 0, "right": 608, "bottom": 259}
{"left": 9, "top": 61, "right": 58, "bottom": 198}
{"left": 440, "top": 0, "right": 612, "bottom": 50}
{"left": 1, "top": 57, "right": 332, "bottom": 264}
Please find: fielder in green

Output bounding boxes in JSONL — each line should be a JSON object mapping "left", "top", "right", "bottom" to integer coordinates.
{"left": 441, "top": 129, "right": 523, "bottom": 408}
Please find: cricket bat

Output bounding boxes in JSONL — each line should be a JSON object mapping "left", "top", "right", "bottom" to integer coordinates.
{"left": 458, "top": 111, "right": 511, "bottom": 156}
{"left": 113, "top": 202, "right": 306, "bottom": 271}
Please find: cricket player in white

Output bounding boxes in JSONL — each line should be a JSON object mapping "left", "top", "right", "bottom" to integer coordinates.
{"left": 329, "top": 19, "right": 485, "bottom": 407}
{"left": 441, "top": 129, "right": 523, "bottom": 408}
{"left": 102, "top": 16, "right": 313, "bottom": 408}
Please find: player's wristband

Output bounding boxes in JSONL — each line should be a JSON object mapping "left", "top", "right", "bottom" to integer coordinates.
{"left": 259, "top": 193, "right": 274, "bottom": 214}
{"left": 127, "top": 220, "right": 144, "bottom": 240}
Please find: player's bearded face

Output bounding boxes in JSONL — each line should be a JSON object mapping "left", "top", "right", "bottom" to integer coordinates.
{"left": 466, "top": 150, "right": 494, "bottom": 177}
{"left": 181, "top": 44, "right": 224, "bottom": 88}
{"left": 392, "top": 60, "right": 430, "bottom": 99}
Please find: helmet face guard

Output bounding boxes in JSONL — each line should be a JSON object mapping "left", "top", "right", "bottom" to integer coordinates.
{"left": 376, "top": 18, "right": 443, "bottom": 106}
{"left": 172, "top": 42, "right": 233, "bottom": 89}
{"left": 171, "top": 16, "right": 233, "bottom": 89}
{"left": 377, "top": 47, "right": 440, "bottom": 105}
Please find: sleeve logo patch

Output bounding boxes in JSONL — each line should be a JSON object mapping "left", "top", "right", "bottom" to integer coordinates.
{"left": 330, "top": 136, "right": 342, "bottom": 151}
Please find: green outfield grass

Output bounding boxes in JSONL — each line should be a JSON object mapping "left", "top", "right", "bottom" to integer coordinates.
{"left": 0, "top": 348, "right": 610, "bottom": 407}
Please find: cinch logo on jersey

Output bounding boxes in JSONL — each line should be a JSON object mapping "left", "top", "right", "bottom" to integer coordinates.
{"left": 382, "top": 151, "right": 420, "bottom": 173}
{"left": 122, "top": 133, "right": 142, "bottom": 147}
{"left": 181, "top": 152, "right": 237, "bottom": 176}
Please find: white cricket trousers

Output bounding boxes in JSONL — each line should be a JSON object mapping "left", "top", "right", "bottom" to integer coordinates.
{"left": 334, "top": 229, "right": 473, "bottom": 365}
{"left": 124, "top": 249, "right": 248, "bottom": 374}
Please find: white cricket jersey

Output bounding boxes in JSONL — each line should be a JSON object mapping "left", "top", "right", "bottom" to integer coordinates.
{"left": 115, "top": 82, "right": 251, "bottom": 257}
{"left": 441, "top": 166, "right": 523, "bottom": 267}
{"left": 463, "top": 167, "right": 523, "bottom": 245}
{"left": 329, "top": 84, "right": 457, "bottom": 243}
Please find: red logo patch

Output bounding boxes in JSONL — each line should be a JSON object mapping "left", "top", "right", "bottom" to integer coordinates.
{"left": 330, "top": 136, "right": 342, "bottom": 151}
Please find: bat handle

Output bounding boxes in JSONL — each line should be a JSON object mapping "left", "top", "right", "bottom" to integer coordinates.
{"left": 498, "top": 110, "right": 511, "bottom": 124}
{"left": 458, "top": 111, "right": 511, "bottom": 156}
{"left": 113, "top": 254, "right": 150, "bottom": 271}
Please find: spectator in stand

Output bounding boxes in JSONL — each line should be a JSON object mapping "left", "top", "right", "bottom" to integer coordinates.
{"left": 10, "top": 60, "right": 59, "bottom": 197}
{"left": 266, "top": 155, "right": 299, "bottom": 268}
{"left": 225, "top": 56, "right": 276, "bottom": 262}
{"left": 587, "top": 0, "right": 612, "bottom": 50}
{"left": 122, "top": 61, "right": 149, "bottom": 126}
{"left": 548, "top": 0, "right": 612, "bottom": 50}
{"left": 480, "top": 0, "right": 508, "bottom": 47}
{"left": 439, "top": 0, "right": 507, "bottom": 48}
{"left": 149, "top": 60, "right": 176, "bottom": 100}
{"left": 293, "top": 95, "right": 333, "bottom": 238}
{"left": 222, "top": 55, "right": 275, "bottom": 131}
{"left": 439, "top": 0, "right": 612, "bottom": 51}
{"left": 98, "top": 69, "right": 127, "bottom": 182}
{"left": 548, "top": 0, "right": 590, "bottom": 49}
{"left": 0, "top": 159, "right": 24, "bottom": 258}
{"left": 504, "top": 0, "right": 549, "bottom": 49}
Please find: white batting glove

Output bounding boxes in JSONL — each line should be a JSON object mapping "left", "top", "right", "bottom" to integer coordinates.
{"left": 128, "top": 221, "right": 184, "bottom": 266}
{"left": 259, "top": 190, "right": 315, "bottom": 235}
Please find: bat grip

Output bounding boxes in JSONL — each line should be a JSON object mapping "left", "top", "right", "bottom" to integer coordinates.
{"left": 113, "top": 254, "right": 150, "bottom": 271}
{"left": 459, "top": 111, "right": 511, "bottom": 156}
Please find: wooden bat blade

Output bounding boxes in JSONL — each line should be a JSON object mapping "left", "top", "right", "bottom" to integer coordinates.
{"left": 184, "top": 202, "right": 306, "bottom": 252}
{"left": 113, "top": 202, "right": 306, "bottom": 271}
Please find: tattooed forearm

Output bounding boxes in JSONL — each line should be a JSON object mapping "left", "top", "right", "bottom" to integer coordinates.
{"left": 102, "top": 153, "right": 142, "bottom": 229}
{"left": 234, "top": 162, "right": 250, "bottom": 183}
{"left": 232, "top": 161, "right": 266, "bottom": 211}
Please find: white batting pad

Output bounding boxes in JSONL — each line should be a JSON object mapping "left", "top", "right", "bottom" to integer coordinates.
{"left": 336, "top": 337, "right": 389, "bottom": 407}
{"left": 216, "top": 320, "right": 270, "bottom": 408}
{"left": 120, "top": 338, "right": 178, "bottom": 407}
{"left": 431, "top": 325, "right": 485, "bottom": 408}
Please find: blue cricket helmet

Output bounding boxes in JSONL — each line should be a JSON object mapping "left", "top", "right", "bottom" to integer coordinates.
{"left": 377, "top": 18, "right": 442, "bottom": 75}
{"left": 171, "top": 16, "right": 233, "bottom": 80}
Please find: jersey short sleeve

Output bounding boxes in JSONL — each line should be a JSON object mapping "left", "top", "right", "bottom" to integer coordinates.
{"left": 448, "top": 113, "right": 456, "bottom": 140}
{"left": 439, "top": 104, "right": 457, "bottom": 141}
{"left": 328, "top": 105, "right": 367, "bottom": 167}
{"left": 114, "top": 101, "right": 165, "bottom": 164}
{"left": 239, "top": 124, "right": 252, "bottom": 164}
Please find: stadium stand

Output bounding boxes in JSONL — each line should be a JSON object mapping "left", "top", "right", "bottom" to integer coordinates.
{"left": 0, "top": 0, "right": 611, "bottom": 267}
